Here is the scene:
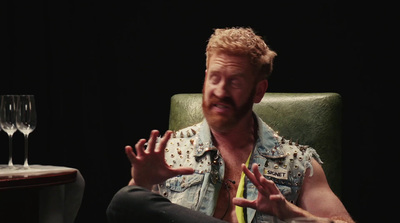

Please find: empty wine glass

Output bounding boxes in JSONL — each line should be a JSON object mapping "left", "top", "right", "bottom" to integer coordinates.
{"left": 16, "top": 95, "right": 37, "bottom": 168}
{"left": 0, "top": 95, "right": 17, "bottom": 168}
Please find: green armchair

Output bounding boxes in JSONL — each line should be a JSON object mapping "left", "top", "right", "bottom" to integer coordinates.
{"left": 169, "top": 93, "right": 343, "bottom": 197}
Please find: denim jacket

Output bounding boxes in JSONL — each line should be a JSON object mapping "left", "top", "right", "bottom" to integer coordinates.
{"left": 158, "top": 114, "right": 322, "bottom": 223}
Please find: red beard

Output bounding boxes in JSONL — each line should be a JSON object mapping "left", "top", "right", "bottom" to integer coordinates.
{"left": 202, "top": 90, "right": 255, "bottom": 133}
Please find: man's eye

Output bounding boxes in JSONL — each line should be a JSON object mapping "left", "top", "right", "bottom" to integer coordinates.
{"left": 210, "top": 75, "right": 220, "bottom": 84}
{"left": 231, "top": 79, "right": 242, "bottom": 88}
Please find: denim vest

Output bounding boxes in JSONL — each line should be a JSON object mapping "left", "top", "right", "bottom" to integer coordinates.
{"left": 158, "top": 115, "right": 322, "bottom": 223}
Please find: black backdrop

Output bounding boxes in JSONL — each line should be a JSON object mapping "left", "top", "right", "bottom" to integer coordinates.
{"left": 2, "top": 1, "right": 398, "bottom": 222}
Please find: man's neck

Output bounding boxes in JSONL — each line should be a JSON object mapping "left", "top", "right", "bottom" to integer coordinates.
{"left": 210, "top": 113, "right": 257, "bottom": 152}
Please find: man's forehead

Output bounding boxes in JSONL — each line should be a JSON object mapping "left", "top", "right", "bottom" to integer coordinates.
{"left": 209, "top": 53, "right": 250, "bottom": 69}
{"left": 208, "top": 57, "right": 252, "bottom": 77}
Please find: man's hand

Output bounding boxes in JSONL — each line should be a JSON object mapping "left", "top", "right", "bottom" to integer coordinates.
{"left": 232, "top": 163, "right": 315, "bottom": 221}
{"left": 125, "top": 130, "right": 194, "bottom": 190}
{"left": 233, "top": 161, "right": 355, "bottom": 223}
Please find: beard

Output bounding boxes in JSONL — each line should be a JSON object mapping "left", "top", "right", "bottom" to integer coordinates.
{"left": 202, "top": 89, "right": 255, "bottom": 133}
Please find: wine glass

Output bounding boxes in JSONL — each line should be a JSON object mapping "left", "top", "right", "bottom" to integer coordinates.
{"left": 0, "top": 95, "right": 18, "bottom": 168}
{"left": 16, "top": 95, "right": 37, "bottom": 169}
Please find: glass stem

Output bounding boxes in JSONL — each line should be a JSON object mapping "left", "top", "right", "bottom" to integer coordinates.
{"left": 23, "top": 134, "right": 29, "bottom": 168}
{"left": 8, "top": 134, "right": 13, "bottom": 167}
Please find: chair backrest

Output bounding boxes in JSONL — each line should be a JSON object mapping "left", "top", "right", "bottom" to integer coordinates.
{"left": 169, "top": 93, "right": 342, "bottom": 197}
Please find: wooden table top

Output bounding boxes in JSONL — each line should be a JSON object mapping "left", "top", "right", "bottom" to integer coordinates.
{"left": 0, "top": 165, "right": 77, "bottom": 190}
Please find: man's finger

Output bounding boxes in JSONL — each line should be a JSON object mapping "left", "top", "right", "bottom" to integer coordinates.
{"left": 125, "top": 145, "right": 137, "bottom": 163}
{"left": 171, "top": 167, "right": 195, "bottom": 176}
{"left": 250, "top": 163, "right": 275, "bottom": 197}
{"left": 134, "top": 139, "right": 146, "bottom": 157}
{"left": 241, "top": 163, "right": 261, "bottom": 188}
{"left": 259, "top": 176, "right": 281, "bottom": 195}
{"left": 252, "top": 163, "right": 263, "bottom": 183}
{"left": 147, "top": 130, "right": 160, "bottom": 153}
{"left": 232, "top": 197, "right": 257, "bottom": 209}
{"left": 156, "top": 130, "right": 172, "bottom": 153}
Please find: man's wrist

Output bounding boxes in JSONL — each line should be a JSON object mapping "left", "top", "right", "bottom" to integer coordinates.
{"left": 280, "top": 200, "right": 314, "bottom": 220}
{"left": 128, "top": 178, "right": 135, "bottom": 186}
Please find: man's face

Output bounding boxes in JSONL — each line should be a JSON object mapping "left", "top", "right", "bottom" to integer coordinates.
{"left": 202, "top": 52, "right": 258, "bottom": 133}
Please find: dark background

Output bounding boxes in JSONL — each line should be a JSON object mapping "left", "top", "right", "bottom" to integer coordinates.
{"left": 2, "top": 1, "right": 398, "bottom": 222}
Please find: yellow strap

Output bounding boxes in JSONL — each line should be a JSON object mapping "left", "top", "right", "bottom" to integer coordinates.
{"left": 235, "top": 152, "right": 252, "bottom": 223}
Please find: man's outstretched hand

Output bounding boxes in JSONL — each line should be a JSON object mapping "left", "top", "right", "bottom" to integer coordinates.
{"left": 125, "top": 130, "right": 194, "bottom": 190}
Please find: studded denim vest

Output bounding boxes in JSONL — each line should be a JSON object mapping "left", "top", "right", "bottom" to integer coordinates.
{"left": 158, "top": 114, "right": 322, "bottom": 223}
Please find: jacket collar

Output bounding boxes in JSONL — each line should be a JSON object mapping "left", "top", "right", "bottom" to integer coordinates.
{"left": 193, "top": 119, "right": 217, "bottom": 157}
{"left": 193, "top": 114, "right": 286, "bottom": 159}
{"left": 255, "top": 115, "right": 287, "bottom": 158}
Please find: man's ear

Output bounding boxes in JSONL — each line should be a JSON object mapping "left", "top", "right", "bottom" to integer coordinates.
{"left": 253, "top": 79, "right": 268, "bottom": 103}
{"left": 202, "top": 70, "right": 208, "bottom": 94}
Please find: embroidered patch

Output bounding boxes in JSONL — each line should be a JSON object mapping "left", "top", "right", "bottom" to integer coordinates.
{"left": 263, "top": 166, "right": 288, "bottom": 180}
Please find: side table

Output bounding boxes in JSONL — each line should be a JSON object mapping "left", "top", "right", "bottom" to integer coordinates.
{"left": 0, "top": 165, "right": 85, "bottom": 223}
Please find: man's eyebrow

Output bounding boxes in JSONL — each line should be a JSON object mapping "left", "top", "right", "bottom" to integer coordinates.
{"left": 208, "top": 70, "right": 219, "bottom": 74}
{"left": 230, "top": 72, "right": 246, "bottom": 77}
{"left": 207, "top": 69, "right": 247, "bottom": 78}
{"left": 207, "top": 70, "right": 220, "bottom": 77}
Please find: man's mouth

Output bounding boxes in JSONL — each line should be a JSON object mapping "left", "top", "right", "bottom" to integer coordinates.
{"left": 214, "top": 103, "right": 229, "bottom": 109}
{"left": 211, "top": 102, "right": 234, "bottom": 113}
{"left": 207, "top": 96, "right": 236, "bottom": 114}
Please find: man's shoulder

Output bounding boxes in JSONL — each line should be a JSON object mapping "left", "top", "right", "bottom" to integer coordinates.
{"left": 170, "top": 122, "right": 202, "bottom": 139}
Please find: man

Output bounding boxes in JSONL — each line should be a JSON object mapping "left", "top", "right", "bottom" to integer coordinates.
{"left": 107, "top": 27, "right": 354, "bottom": 223}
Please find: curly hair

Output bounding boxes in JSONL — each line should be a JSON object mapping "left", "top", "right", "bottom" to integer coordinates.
{"left": 205, "top": 27, "right": 277, "bottom": 80}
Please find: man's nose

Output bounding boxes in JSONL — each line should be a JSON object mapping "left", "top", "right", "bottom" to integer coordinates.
{"left": 214, "top": 80, "right": 229, "bottom": 98}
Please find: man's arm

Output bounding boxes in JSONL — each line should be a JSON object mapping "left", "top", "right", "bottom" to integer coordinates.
{"left": 298, "top": 159, "right": 355, "bottom": 223}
